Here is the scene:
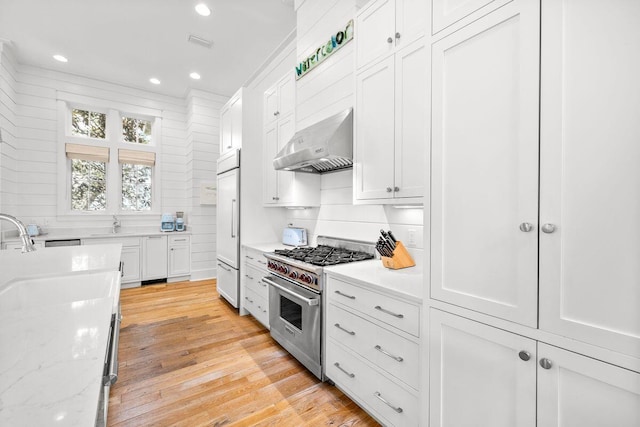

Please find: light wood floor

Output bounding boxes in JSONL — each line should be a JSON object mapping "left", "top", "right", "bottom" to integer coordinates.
{"left": 108, "top": 279, "right": 379, "bottom": 427}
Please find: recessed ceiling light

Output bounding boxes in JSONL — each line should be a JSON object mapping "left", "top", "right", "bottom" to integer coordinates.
{"left": 53, "top": 54, "right": 68, "bottom": 63}
{"left": 195, "top": 3, "right": 211, "bottom": 16}
{"left": 190, "top": 72, "right": 201, "bottom": 80}
{"left": 149, "top": 78, "right": 161, "bottom": 85}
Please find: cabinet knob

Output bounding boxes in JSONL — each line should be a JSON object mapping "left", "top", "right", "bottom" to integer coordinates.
{"left": 274, "top": 111, "right": 279, "bottom": 116}
{"left": 387, "top": 37, "right": 393, "bottom": 43}
{"left": 519, "top": 222, "right": 533, "bottom": 232}
{"left": 395, "top": 32, "right": 401, "bottom": 39}
{"left": 394, "top": 186, "right": 400, "bottom": 192}
{"left": 541, "top": 223, "right": 556, "bottom": 234}
{"left": 518, "top": 350, "right": 531, "bottom": 361}
{"left": 539, "top": 358, "right": 553, "bottom": 369}
{"left": 386, "top": 187, "right": 393, "bottom": 193}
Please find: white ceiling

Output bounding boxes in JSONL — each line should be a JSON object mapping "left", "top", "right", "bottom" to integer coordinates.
{"left": 0, "top": 0, "right": 296, "bottom": 97}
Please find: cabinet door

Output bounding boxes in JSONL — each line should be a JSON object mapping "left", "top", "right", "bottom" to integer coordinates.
{"left": 169, "top": 243, "right": 190, "bottom": 277}
{"left": 277, "top": 74, "right": 295, "bottom": 119}
{"left": 395, "top": 0, "right": 427, "bottom": 48}
{"left": 121, "top": 246, "right": 140, "bottom": 283}
{"left": 537, "top": 343, "right": 640, "bottom": 427}
{"left": 431, "top": 0, "right": 511, "bottom": 35}
{"left": 142, "top": 236, "right": 167, "bottom": 280}
{"left": 217, "top": 260, "right": 239, "bottom": 308}
{"left": 356, "top": 0, "right": 395, "bottom": 68}
{"left": 262, "top": 122, "right": 278, "bottom": 205}
{"left": 264, "top": 85, "right": 278, "bottom": 126}
{"left": 230, "top": 96, "right": 242, "bottom": 150}
{"left": 355, "top": 56, "right": 395, "bottom": 201}
{"left": 393, "top": 39, "right": 427, "bottom": 199}
{"left": 275, "top": 114, "right": 295, "bottom": 205}
{"left": 539, "top": 0, "right": 640, "bottom": 359}
{"left": 430, "top": 1, "right": 540, "bottom": 327}
{"left": 429, "top": 309, "right": 536, "bottom": 427}
{"left": 220, "top": 105, "right": 232, "bottom": 154}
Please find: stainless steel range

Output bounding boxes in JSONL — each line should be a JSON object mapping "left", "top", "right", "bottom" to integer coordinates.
{"left": 262, "top": 236, "right": 376, "bottom": 379}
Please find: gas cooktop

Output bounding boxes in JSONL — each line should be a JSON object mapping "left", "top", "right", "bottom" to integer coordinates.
{"left": 274, "top": 245, "right": 375, "bottom": 266}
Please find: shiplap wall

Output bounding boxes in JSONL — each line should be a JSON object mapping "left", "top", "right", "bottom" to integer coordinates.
{"left": 0, "top": 43, "right": 19, "bottom": 228}
{"left": 291, "top": 0, "right": 424, "bottom": 260}
{"left": 186, "top": 90, "right": 227, "bottom": 279}
{"left": 0, "top": 42, "right": 223, "bottom": 277}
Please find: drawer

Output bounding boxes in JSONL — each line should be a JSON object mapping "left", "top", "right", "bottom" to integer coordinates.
{"left": 326, "top": 338, "right": 419, "bottom": 427}
{"left": 327, "top": 303, "right": 420, "bottom": 390}
{"left": 244, "top": 288, "right": 269, "bottom": 328}
{"left": 243, "top": 247, "right": 269, "bottom": 271}
{"left": 168, "top": 235, "right": 189, "bottom": 245}
{"left": 243, "top": 264, "right": 269, "bottom": 300}
{"left": 327, "top": 277, "right": 420, "bottom": 337}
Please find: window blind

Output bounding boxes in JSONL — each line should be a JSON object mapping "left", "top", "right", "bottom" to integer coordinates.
{"left": 118, "top": 149, "right": 156, "bottom": 166}
{"left": 65, "top": 143, "right": 109, "bottom": 162}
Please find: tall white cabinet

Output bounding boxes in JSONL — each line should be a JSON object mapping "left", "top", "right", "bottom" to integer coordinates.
{"left": 426, "top": 0, "right": 640, "bottom": 425}
{"left": 354, "top": 0, "right": 428, "bottom": 204}
{"left": 220, "top": 88, "right": 243, "bottom": 155}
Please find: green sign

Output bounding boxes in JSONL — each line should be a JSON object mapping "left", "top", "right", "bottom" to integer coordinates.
{"left": 295, "top": 20, "right": 354, "bottom": 80}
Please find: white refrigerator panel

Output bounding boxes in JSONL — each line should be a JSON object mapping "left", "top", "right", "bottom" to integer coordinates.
{"left": 216, "top": 167, "right": 239, "bottom": 268}
{"left": 217, "top": 260, "right": 239, "bottom": 308}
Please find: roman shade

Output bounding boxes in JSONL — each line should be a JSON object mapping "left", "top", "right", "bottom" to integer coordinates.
{"left": 65, "top": 143, "right": 109, "bottom": 162}
{"left": 118, "top": 149, "right": 156, "bottom": 166}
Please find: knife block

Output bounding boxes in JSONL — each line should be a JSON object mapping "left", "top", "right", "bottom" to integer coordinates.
{"left": 381, "top": 241, "right": 416, "bottom": 269}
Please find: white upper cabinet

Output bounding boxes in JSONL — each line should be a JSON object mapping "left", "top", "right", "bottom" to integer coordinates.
{"left": 357, "top": 0, "right": 427, "bottom": 69}
{"left": 431, "top": 0, "right": 512, "bottom": 36}
{"left": 430, "top": 0, "right": 540, "bottom": 327}
{"left": 538, "top": 0, "right": 640, "bottom": 359}
{"left": 220, "top": 88, "right": 243, "bottom": 155}
{"left": 355, "top": 21, "right": 427, "bottom": 203}
{"left": 262, "top": 73, "right": 320, "bottom": 208}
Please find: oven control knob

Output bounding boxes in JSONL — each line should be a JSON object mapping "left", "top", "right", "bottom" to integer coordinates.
{"left": 289, "top": 271, "right": 298, "bottom": 279}
{"left": 268, "top": 261, "right": 274, "bottom": 269}
{"left": 299, "top": 273, "right": 308, "bottom": 283}
{"left": 281, "top": 265, "right": 289, "bottom": 274}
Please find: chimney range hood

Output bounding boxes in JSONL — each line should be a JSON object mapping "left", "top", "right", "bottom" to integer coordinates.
{"left": 273, "top": 108, "right": 353, "bottom": 174}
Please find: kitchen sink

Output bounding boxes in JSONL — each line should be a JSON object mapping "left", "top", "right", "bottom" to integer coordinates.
{"left": 0, "top": 270, "right": 121, "bottom": 312}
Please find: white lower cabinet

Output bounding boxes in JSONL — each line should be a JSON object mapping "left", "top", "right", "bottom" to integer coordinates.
{"left": 142, "top": 235, "right": 167, "bottom": 280}
{"left": 429, "top": 309, "right": 640, "bottom": 427}
{"left": 168, "top": 235, "right": 190, "bottom": 278}
{"left": 325, "top": 275, "right": 421, "bottom": 426}
{"left": 241, "top": 246, "right": 270, "bottom": 328}
{"left": 83, "top": 236, "right": 141, "bottom": 287}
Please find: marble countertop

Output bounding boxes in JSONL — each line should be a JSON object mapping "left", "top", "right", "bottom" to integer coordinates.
{"left": 324, "top": 259, "right": 424, "bottom": 303}
{"left": 242, "top": 241, "right": 285, "bottom": 253}
{"left": 3, "top": 228, "right": 190, "bottom": 244}
{"left": 0, "top": 245, "right": 122, "bottom": 426}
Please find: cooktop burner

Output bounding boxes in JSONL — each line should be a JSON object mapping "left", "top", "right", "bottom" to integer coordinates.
{"left": 274, "top": 245, "right": 375, "bottom": 267}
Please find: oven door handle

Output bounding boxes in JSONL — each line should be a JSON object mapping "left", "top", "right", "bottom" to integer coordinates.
{"left": 262, "top": 277, "right": 319, "bottom": 306}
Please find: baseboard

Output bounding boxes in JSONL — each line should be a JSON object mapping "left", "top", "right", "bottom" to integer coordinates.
{"left": 190, "top": 268, "right": 215, "bottom": 281}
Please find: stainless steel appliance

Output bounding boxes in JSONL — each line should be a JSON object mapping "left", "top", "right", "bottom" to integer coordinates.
{"left": 216, "top": 149, "right": 241, "bottom": 307}
{"left": 282, "top": 226, "right": 307, "bottom": 247}
{"left": 96, "top": 302, "right": 121, "bottom": 426}
{"left": 264, "top": 236, "right": 375, "bottom": 379}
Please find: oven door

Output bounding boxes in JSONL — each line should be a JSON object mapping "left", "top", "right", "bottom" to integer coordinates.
{"left": 264, "top": 275, "right": 322, "bottom": 379}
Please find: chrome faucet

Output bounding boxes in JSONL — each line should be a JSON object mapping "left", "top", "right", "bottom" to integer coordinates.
{"left": 0, "top": 213, "right": 37, "bottom": 253}
{"left": 112, "top": 215, "right": 121, "bottom": 234}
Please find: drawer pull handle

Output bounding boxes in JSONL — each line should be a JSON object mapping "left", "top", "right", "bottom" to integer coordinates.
{"left": 334, "top": 362, "right": 355, "bottom": 378}
{"left": 374, "top": 305, "right": 404, "bottom": 318}
{"left": 374, "top": 392, "right": 403, "bottom": 413}
{"left": 245, "top": 296, "right": 254, "bottom": 303}
{"left": 334, "top": 323, "right": 356, "bottom": 336}
{"left": 246, "top": 255, "right": 254, "bottom": 260}
{"left": 245, "top": 274, "right": 254, "bottom": 280}
{"left": 257, "top": 260, "right": 267, "bottom": 265}
{"left": 335, "top": 290, "right": 356, "bottom": 300}
{"left": 173, "top": 238, "right": 187, "bottom": 242}
{"left": 374, "top": 345, "right": 403, "bottom": 362}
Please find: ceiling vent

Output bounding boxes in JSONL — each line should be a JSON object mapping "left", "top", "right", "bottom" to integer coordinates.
{"left": 187, "top": 34, "right": 213, "bottom": 49}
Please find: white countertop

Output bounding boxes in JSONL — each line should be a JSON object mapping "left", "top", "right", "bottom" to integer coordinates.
{"left": 3, "top": 229, "right": 190, "bottom": 244}
{"left": 0, "top": 244, "right": 122, "bottom": 426}
{"left": 242, "top": 241, "right": 285, "bottom": 253}
{"left": 325, "top": 259, "right": 423, "bottom": 303}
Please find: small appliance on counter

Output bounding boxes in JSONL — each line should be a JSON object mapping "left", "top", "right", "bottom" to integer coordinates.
{"left": 282, "top": 226, "right": 307, "bottom": 247}
{"left": 175, "top": 211, "right": 185, "bottom": 232}
{"left": 26, "top": 224, "right": 42, "bottom": 237}
{"left": 161, "top": 213, "right": 175, "bottom": 232}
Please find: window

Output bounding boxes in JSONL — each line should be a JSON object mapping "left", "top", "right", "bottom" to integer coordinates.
{"left": 122, "top": 116, "right": 152, "bottom": 145}
{"left": 71, "top": 159, "right": 107, "bottom": 211}
{"left": 58, "top": 100, "right": 161, "bottom": 216}
{"left": 71, "top": 108, "right": 106, "bottom": 139}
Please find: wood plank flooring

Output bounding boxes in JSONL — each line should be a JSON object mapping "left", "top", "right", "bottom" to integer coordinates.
{"left": 108, "top": 279, "right": 379, "bottom": 426}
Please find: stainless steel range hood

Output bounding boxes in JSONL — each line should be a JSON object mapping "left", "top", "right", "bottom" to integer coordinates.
{"left": 273, "top": 108, "right": 353, "bottom": 174}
